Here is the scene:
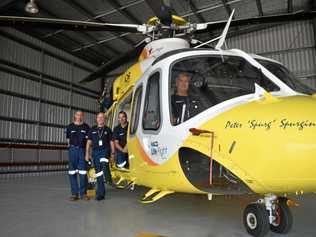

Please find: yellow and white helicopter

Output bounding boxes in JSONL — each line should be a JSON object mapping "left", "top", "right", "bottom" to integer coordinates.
{"left": 1, "top": 1, "right": 316, "bottom": 236}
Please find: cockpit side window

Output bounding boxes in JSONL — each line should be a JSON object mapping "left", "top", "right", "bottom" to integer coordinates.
{"left": 114, "top": 93, "right": 132, "bottom": 127}
{"left": 130, "top": 85, "right": 142, "bottom": 135}
{"left": 170, "top": 55, "right": 280, "bottom": 126}
{"left": 143, "top": 72, "right": 161, "bottom": 131}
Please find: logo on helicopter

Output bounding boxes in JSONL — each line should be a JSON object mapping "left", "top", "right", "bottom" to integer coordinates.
{"left": 150, "top": 141, "right": 168, "bottom": 159}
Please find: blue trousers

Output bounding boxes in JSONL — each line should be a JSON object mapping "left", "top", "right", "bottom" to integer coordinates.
{"left": 68, "top": 146, "right": 87, "bottom": 197}
{"left": 116, "top": 150, "right": 129, "bottom": 168}
{"left": 92, "top": 148, "right": 110, "bottom": 198}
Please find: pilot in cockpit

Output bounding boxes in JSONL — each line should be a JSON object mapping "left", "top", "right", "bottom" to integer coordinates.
{"left": 171, "top": 72, "right": 204, "bottom": 125}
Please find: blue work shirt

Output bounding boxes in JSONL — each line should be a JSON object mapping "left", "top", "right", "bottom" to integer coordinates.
{"left": 65, "top": 122, "right": 90, "bottom": 148}
{"left": 113, "top": 123, "right": 128, "bottom": 147}
{"left": 88, "top": 125, "right": 113, "bottom": 151}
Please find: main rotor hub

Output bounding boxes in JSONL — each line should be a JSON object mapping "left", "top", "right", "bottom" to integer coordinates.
{"left": 138, "top": 38, "right": 190, "bottom": 61}
{"left": 146, "top": 15, "right": 187, "bottom": 26}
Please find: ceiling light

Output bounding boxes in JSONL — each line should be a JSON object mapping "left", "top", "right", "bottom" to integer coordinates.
{"left": 25, "top": 0, "right": 39, "bottom": 14}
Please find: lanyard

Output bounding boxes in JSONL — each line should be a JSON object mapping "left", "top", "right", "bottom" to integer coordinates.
{"left": 185, "top": 97, "right": 190, "bottom": 118}
{"left": 97, "top": 127, "right": 105, "bottom": 140}
{"left": 181, "top": 98, "right": 190, "bottom": 121}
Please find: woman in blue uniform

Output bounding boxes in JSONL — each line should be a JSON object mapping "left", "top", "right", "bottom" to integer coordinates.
{"left": 85, "top": 112, "right": 115, "bottom": 201}
{"left": 65, "top": 110, "right": 90, "bottom": 201}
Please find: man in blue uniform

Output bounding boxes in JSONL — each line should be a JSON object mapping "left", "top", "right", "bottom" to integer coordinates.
{"left": 65, "top": 110, "right": 90, "bottom": 201}
{"left": 85, "top": 112, "right": 115, "bottom": 201}
{"left": 113, "top": 111, "right": 129, "bottom": 169}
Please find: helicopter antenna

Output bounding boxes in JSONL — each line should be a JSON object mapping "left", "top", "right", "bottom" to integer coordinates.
{"left": 194, "top": 36, "right": 221, "bottom": 48}
{"left": 215, "top": 9, "right": 235, "bottom": 50}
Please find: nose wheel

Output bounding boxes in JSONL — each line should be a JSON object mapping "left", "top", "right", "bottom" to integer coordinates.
{"left": 243, "top": 195, "right": 293, "bottom": 237}
{"left": 243, "top": 203, "right": 269, "bottom": 237}
{"left": 270, "top": 197, "right": 293, "bottom": 234}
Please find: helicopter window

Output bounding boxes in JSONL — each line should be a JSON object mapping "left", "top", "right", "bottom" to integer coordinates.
{"left": 114, "top": 92, "right": 132, "bottom": 127}
{"left": 130, "top": 85, "right": 143, "bottom": 135}
{"left": 143, "top": 72, "right": 161, "bottom": 131}
{"left": 170, "top": 55, "right": 280, "bottom": 125}
{"left": 258, "top": 60, "right": 316, "bottom": 95}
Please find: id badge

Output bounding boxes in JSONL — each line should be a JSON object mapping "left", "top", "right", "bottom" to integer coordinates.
{"left": 98, "top": 140, "right": 103, "bottom": 146}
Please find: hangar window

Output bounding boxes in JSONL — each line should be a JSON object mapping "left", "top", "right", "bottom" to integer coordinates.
{"left": 130, "top": 85, "right": 143, "bottom": 135}
{"left": 143, "top": 72, "right": 161, "bottom": 131}
{"left": 170, "top": 55, "right": 280, "bottom": 125}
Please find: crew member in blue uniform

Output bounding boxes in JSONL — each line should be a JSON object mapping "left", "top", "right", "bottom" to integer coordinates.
{"left": 113, "top": 111, "right": 129, "bottom": 169}
{"left": 171, "top": 72, "right": 204, "bottom": 125}
{"left": 85, "top": 112, "right": 115, "bottom": 201}
{"left": 65, "top": 110, "right": 90, "bottom": 201}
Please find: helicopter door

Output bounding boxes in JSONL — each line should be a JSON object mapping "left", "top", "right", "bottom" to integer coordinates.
{"left": 140, "top": 71, "right": 167, "bottom": 165}
{"left": 128, "top": 71, "right": 166, "bottom": 168}
{"left": 127, "top": 84, "right": 143, "bottom": 169}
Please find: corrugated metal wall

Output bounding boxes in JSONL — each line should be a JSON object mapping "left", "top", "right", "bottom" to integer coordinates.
{"left": 227, "top": 20, "right": 316, "bottom": 87}
{"left": 0, "top": 28, "right": 100, "bottom": 176}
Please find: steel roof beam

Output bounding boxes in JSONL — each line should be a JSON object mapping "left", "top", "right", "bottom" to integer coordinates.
{"left": 221, "top": 0, "right": 233, "bottom": 16}
{"left": 182, "top": 0, "right": 243, "bottom": 18}
{"left": 0, "top": 0, "right": 17, "bottom": 12}
{"left": 309, "top": 0, "right": 316, "bottom": 49}
{"left": 6, "top": 6, "right": 106, "bottom": 65}
{"left": 43, "top": 0, "right": 145, "bottom": 39}
{"left": 59, "top": 0, "right": 143, "bottom": 53}
{"left": 256, "top": 0, "right": 263, "bottom": 16}
{"left": 227, "top": 23, "right": 280, "bottom": 39}
{"left": 188, "top": 0, "right": 206, "bottom": 23}
{"left": 287, "top": 0, "right": 293, "bottom": 13}
{"left": 36, "top": 4, "right": 114, "bottom": 62}
{"left": 72, "top": 32, "right": 131, "bottom": 52}
{"left": 42, "top": 1, "right": 120, "bottom": 56}
{"left": 107, "top": 0, "right": 142, "bottom": 24}
{"left": 26, "top": 28, "right": 106, "bottom": 65}
{"left": 61, "top": 0, "right": 135, "bottom": 49}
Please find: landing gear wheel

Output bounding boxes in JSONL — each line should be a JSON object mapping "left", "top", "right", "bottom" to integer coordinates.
{"left": 270, "top": 197, "right": 293, "bottom": 234}
{"left": 243, "top": 203, "right": 269, "bottom": 237}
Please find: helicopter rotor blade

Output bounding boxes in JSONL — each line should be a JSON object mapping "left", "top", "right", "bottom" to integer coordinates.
{"left": 80, "top": 41, "right": 147, "bottom": 84}
{"left": 195, "top": 10, "right": 316, "bottom": 34}
{"left": 0, "top": 15, "right": 143, "bottom": 33}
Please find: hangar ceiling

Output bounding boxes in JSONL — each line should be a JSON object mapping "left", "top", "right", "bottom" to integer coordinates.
{"left": 0, "top": 0, "right": 314, "bottom": 68}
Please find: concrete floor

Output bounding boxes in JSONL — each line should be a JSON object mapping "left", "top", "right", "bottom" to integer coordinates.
{"left": 0, "top": 175, "right": 316, "bottom": 237}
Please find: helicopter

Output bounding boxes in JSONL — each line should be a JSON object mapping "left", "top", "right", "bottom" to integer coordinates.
{"left": 1, "top": 1, "right": 316, "bottom": 236}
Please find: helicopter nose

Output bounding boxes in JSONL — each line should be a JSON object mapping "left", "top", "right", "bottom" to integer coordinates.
{"left": 204, "top": 95, "right": 316, "bottom": 194}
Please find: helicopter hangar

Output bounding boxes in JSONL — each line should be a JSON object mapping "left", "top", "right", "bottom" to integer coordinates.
{"left": 1, "top": 0, "right": 316, "bottom": 237}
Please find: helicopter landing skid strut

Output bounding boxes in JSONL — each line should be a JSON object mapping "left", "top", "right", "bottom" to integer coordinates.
{"left": 140, "top": 189, "right": 174, "bottom": 204}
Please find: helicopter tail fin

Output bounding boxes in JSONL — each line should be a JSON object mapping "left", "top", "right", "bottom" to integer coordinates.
{"left": 215, "top": 9, "right": 235, "bottom": 50}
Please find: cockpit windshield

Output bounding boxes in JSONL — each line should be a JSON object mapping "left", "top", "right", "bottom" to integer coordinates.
{"left": 169, "top": 55, "right": 315, "bottom": 126}
{"left": 258, "top": 59, "right": 315, "bottom": 95}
